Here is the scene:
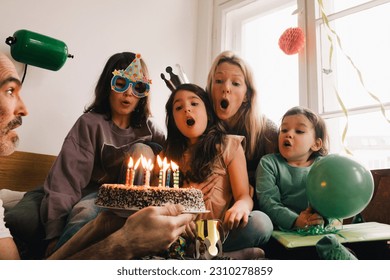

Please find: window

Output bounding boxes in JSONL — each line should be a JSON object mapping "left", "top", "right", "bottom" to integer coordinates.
{"left": 315, "top": 0, "right": 390, "bottom": 169}
{"left": 216, "top": 0, "right": 300, "bottom": 124}
{"left": 214, "top": 0, "right": 390, "bottom": 169}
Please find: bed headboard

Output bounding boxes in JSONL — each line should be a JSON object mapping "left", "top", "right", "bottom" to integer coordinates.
{"left": 0, "top": 151, "right": 57, "bottom": 192}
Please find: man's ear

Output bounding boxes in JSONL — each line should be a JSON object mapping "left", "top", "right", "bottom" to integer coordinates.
{"left": 311, "top": 138, "right": 323, "bottom": 152}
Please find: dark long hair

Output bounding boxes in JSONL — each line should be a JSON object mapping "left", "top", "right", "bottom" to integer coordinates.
{"left": 84, "top": 52, "right": 151, "bottom": 128}
{"left": 164, "top": 83, "right": 227, "bottom": 183}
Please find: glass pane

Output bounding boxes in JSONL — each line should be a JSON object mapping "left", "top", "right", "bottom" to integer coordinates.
{"left": 325, "top": 110, "right": 390, "bottom": 169}
{"left": 241, "top": 3, "right": 299, "bottom": 124}
{"left": 319, "top": 0, "right": 372, "bottom": 15}
{"left": 319, "top": 2, "right": 390, "bottom": 113}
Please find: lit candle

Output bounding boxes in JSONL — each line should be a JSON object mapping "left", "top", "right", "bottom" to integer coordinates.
{"left": 171, "top": 161, "right": 179, "bottom": 189}
{"left": 125, "top": 157, "right": 134, "bottom": 186}
{"left": 133, "top": 157, "right": 141, "bottom": 186}
{"left": 157, "top": 155, "right": 163, "bottom": 187}
{"left": 142, "top": 156, "right": 154, "bottom": 187}
{"left": 165, "top": 168, "right": 171, "bottom": 187}
{"left": 126, "top": 157, "right": 141, "bottom": 186}
{"left": 160, "top": 157, "right": 170, "bottom": 188}
{"left": 148, "top": 159, "right": 154, "bottom": 187}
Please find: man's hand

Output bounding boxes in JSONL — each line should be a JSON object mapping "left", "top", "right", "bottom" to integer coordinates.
{"left": 119, "top": 204, "right": 196, "bottom": 258}
{"left": 49, "top": 204, "right": 195, "bottom": 260}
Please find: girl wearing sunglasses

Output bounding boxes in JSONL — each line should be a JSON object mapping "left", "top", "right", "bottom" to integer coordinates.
{"left": 40, "top": 52, "right": 165, "bottom": 256}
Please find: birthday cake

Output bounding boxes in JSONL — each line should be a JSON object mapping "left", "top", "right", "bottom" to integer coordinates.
{"left": 95, "top": 184, "right": 206, "bottom": 212}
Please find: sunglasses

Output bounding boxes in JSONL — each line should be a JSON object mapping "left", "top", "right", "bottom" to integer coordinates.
{"left": 111, "top": 75, "right": 150, "bottom": 98}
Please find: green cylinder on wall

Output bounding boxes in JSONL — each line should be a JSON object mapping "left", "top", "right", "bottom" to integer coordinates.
{"left": 6, "top": 29, "right": 72, "bottom": 71}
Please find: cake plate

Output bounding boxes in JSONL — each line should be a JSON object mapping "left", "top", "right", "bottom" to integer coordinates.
{"left": 96, "top": 205, "right": 209, "bottom": 217}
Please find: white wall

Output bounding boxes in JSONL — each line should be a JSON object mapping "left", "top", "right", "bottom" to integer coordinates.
{"left": 1, "top": 0, "right": 211, "bottom": 156}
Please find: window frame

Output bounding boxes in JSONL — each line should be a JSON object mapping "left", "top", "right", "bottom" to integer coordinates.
{"left": 315, "top": 0, "right": 390, "bottom": 119}
{"left": 212, "top": 0, "right": 313, "bottom": 110}
{"left": 212, "top": 0, "right": 390, "bottom": 117}
{"left": 211, "top": 0, "right": 390, "bottom": 169}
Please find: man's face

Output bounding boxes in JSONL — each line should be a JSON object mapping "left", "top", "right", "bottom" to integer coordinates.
{"left": 0, "top": 53, "right": 28, "bottom": 156}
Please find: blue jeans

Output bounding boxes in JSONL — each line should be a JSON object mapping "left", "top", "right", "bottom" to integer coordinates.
{"left": 54, "top": 192, "right": 101, "bottom": 250}
{"left": 54, "top": 143, "right": 157, "bottom": 251}
{"left": 222, "top": 210, "right": 273, "bottom": 252}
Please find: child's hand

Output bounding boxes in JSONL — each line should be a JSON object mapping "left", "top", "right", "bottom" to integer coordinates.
{"left": 223, "top": 202, "right": 250, "bottom": 230}
{"left": 294, "top": 206, "right": 324, "bottom": 229}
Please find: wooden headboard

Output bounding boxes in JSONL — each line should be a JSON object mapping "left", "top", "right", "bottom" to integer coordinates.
{"left": 0, "top": 151, "right": 57, "bottom": 192}
{"left": 361, "top": 168, "right": 390, "bottom": 224}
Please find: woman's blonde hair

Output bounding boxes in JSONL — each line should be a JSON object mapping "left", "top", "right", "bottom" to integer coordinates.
{"left": 206, "top": 50, "right": 267, "bottom": 160}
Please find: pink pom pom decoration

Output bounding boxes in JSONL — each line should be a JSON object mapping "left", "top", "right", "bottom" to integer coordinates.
{"left": 278, "top": 27, "right": 305, "bottom": 55}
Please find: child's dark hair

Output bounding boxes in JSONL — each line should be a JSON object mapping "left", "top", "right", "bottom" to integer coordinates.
{"left": 282, "top": 106, "right": 329, "bottom": 159}
{"left": 84, "top": 52, "right": 151, "bottom": 128}
{"left": 165, "top": 83, "right": 227, "bottom": 183}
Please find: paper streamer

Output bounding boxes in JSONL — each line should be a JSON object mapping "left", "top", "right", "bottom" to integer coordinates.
{"left": 318, "top": 0, "right": 390, "bottom": 154}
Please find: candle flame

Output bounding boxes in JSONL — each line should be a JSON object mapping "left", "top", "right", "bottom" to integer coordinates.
{"left": 127, "top": 157, "right": 134, "bottom": 168}
{"left": 157, "top": 155, "right": 163, "bottom": 167}
{"left": 141, "top": 155, "right": 147, "bottom": 168}
{"left": 141, "top": 155, "right": 154, "bottom": 171}
{"left": 171, "top": 161, "right": 178, "bottom": 171}
{"left": 134, "top": 157, "right": 141, "bottom": 170}
{"left": 163, "top": 157, "right": 170, "bottom": 171}
{"left": 147, "top": 158, "right": 153, "bottom": 171}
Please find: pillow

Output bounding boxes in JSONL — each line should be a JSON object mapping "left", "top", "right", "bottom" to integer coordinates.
{"left": 0, "top": 189, "right": 26, "bottom": 211}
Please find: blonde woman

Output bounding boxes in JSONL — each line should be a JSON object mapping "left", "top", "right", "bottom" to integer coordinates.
{"left": 206, "top": 51, "right": 278, "bottom": 203}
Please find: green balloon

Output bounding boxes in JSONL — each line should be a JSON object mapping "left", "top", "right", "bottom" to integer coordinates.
{"left": 306, "top": 155, "right": 374, "bottom": 219}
